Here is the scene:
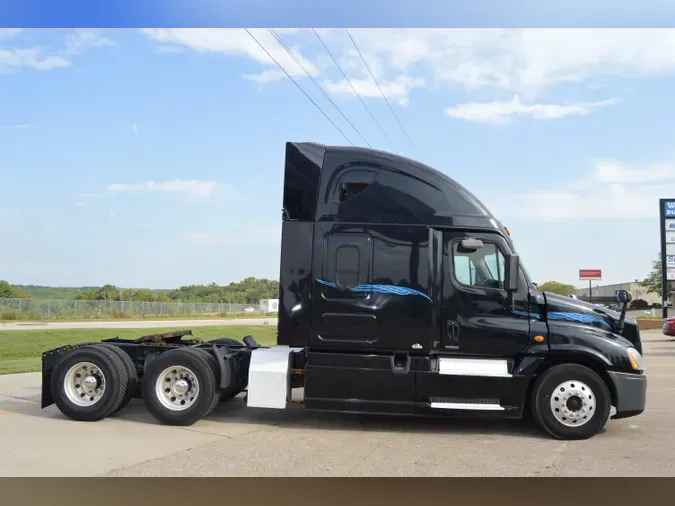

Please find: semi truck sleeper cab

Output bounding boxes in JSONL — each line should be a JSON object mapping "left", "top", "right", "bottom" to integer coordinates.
{"left": 40, "top": 141, "right": 647, "bottom": 440}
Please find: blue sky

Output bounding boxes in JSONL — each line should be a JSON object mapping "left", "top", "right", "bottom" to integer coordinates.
{"left": 1, "top": 28, "right": 675, "bottom": 289}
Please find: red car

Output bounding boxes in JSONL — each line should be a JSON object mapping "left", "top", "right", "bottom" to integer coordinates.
{"left": 664, "top": 318, "right": 675, "bottom": 336}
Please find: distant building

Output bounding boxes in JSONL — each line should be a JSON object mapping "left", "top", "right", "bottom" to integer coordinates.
{"left": 259, "top": 299, "right": 279, "bottom": 313}
{"left": 577, "top": 281, "right": 660, "bottom": 306}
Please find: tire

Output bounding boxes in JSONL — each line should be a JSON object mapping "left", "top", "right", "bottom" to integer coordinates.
{"left": 50, "top": 345, "right": 129, "bottom": 422}
{"left": 142, "top": 348, "right": 217, "bottom": 426}
{"left": 93, "top": 343, "right": 138, "bottom": 414}
{"left": 530, "top": 364, "right": 611, "bottom": 440}
{"left": 191, "top": 348, "right": 223, "bottom": 417}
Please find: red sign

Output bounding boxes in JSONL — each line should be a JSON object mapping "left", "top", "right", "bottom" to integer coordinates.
{"left": 579, "top": 269, "right": 602, "bottom": 280}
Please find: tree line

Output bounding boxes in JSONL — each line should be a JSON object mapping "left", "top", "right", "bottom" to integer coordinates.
{"left": 2, "top": 277, "right": 280, "bottom": 305}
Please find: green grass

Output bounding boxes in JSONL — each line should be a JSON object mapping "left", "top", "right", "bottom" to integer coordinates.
{"left": 0, "top": 325, "right": 278, "bottom": 375}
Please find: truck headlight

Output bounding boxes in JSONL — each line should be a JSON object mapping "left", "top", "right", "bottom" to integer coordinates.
{"left": 627, "top": 348, "right": 644, "bottom": 372}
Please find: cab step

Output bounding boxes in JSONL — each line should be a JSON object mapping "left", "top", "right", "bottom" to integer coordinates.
{"left": 429, "top": 397, "right": 505, "bottom": 411}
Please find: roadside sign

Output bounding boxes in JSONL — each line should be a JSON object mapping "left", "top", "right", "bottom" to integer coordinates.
{"left": 579, "top": 269, "right": 602, "bottom": 280}
{"left": 660, "top": 199, "right": 675, "bottom": 318}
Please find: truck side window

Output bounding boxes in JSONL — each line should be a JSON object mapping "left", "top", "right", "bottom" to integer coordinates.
{"left": 334, "top": 169, "right": 377, "bottom": 203}
{"left": 453, "top": 242, "right": 504, "bottom": 290}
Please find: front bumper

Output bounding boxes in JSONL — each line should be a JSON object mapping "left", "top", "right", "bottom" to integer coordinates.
{"left": 607, "top": 370, "right": 647, "bottom": 420}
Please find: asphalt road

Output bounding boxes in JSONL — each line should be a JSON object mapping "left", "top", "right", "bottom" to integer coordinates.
{"left": 0, "top": 318, "right": 277, "bottom": 331}
{"left": 1, "top": 329, "right": 673, "bottom": 477}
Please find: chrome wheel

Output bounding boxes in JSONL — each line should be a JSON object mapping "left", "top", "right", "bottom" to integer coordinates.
{"left": 63, "top": 362, "right": 106, "bottom": 407}
{"left": 155, "top": 365, "right": 200, "bottom": 412}
{"left": 550, "top": 380, "right": 596, "bottom": 427}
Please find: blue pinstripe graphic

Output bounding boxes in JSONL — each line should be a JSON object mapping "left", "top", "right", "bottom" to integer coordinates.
{"left": 512, "top": 309, "right": 541, "bottom": 319}
{"left": 316, "top": 279, "right": 432, "bottom": 302}
{"left": 547, "top": 311, "right": 612, "bottom": 329}
{"left": 511, "top": 309, "right": 612, "bottom": 330}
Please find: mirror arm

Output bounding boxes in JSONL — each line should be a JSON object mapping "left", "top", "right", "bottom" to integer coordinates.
{"left": 614, "top": 289, "right": 633, "bottom": 335}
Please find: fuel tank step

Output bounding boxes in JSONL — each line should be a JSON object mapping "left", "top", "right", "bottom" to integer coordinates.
{"left": 429, "top": 397, "right": 505, "bottom": 411}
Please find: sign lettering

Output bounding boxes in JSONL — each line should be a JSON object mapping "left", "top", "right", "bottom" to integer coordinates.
{"left": 579, "top": 269, "right": 602, "bottom": 280}
{"left": 668, "top": 267, "right": 675, "bottom": 281}
{"left": 666, "top": 200, "right": 675, "bottom": 217}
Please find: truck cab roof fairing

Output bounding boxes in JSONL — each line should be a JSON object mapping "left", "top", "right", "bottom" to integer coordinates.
{"left": 282, "top": 142, "right": 326, "bottom": 222}
{"left": 317, "top": 145, "right": 496, "bottom": 226}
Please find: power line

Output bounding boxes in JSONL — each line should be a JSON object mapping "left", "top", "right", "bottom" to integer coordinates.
{"left": 268, "top": 29, "right": 371, "bottom": 148}
{"left": 244, "top": 28, "right": 354, "bottom": 146}
{"left": 344, "top": 28, "right": 423, "bottom": 162}
{"left": 311, "top": 28, "right": 397, "bottom": 154}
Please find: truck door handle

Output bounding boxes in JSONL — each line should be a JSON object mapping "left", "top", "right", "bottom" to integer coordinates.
{"left": 446, "top": 320, "right": 460, "bottom": 343}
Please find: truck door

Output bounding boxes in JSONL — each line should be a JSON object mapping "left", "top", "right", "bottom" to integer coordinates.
{"left": 440, "top": 231, "right": 531, "bottom": 356}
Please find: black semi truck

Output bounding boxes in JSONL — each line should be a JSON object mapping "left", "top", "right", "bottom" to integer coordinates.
{"left": 40, "top": 142, "right": 647, "bottom": 440}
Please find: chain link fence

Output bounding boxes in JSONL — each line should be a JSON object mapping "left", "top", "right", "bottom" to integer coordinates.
{"left": 0, "top": 298, "right": 275, "bottom": 320}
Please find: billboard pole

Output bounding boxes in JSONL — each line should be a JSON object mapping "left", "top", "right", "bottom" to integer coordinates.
{"left": 661, "top": 199, "right": 667, "bottom": 319}
{"left": 660, "top": 198, "right": 675, "bottom": 320}
{"left": 589, "top": 280, "right": 592, "bottom": 304}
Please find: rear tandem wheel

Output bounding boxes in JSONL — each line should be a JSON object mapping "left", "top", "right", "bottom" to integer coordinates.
{"left": 50, "top": 344, "right": 130, "bottom": 422}
{"left": 141, "top": 348, "right": 220, "bottom": 426}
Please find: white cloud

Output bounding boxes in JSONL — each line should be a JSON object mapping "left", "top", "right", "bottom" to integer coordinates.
{"left": 593, "top": 160, "right": 675, "bottom": 184}
{"left": 145, "top": 29, "right": 675, "bottom": 108}
{"left": 330, "top": 29, "right": 675, "bottom": 97}
{"left": 0, "top": 30, "right": 114, "bottom": 75}
{"left": 324, "top": 75, "right": 425, "bottom": 106}
{"left": 65, "top": 30, "right": 116, "bottom": 55}
{"left": 107, "top": 180, "right": 224, "bottom": 197}
{"left": 444, "top": 95, "right": 620, "bottom": 124}
{"left": 31, "top": 56, "right": 72, "bottom": 71}
{"left": 141, "top": 29, "right": 318, "bottom": 82}
{"left": 243, "top": 68, "right": 287, "bottom": 83}
{"left": 0, "top": 47, "right": 71, "bottom": 74}
{"left": 493, "top": 160, "right": 675, "bottom": 222}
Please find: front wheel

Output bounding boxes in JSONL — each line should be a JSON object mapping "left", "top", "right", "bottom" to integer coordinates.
{"left": 530, "top": 364, "right": 611, "bottom": 440}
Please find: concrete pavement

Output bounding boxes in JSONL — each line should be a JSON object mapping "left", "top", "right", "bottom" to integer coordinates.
{"left": 1, "top": 329, "right": 673, "bottom": 477}
{"left": 0, "top": 318, "right": 277, "bottom": 331}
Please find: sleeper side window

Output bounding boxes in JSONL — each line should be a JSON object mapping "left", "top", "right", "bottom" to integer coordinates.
{"left": 452, "top": 242, "right": 504, "bottom": 290}
{"left": 334, "top": 169, "right": 377, "bottom": 204}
